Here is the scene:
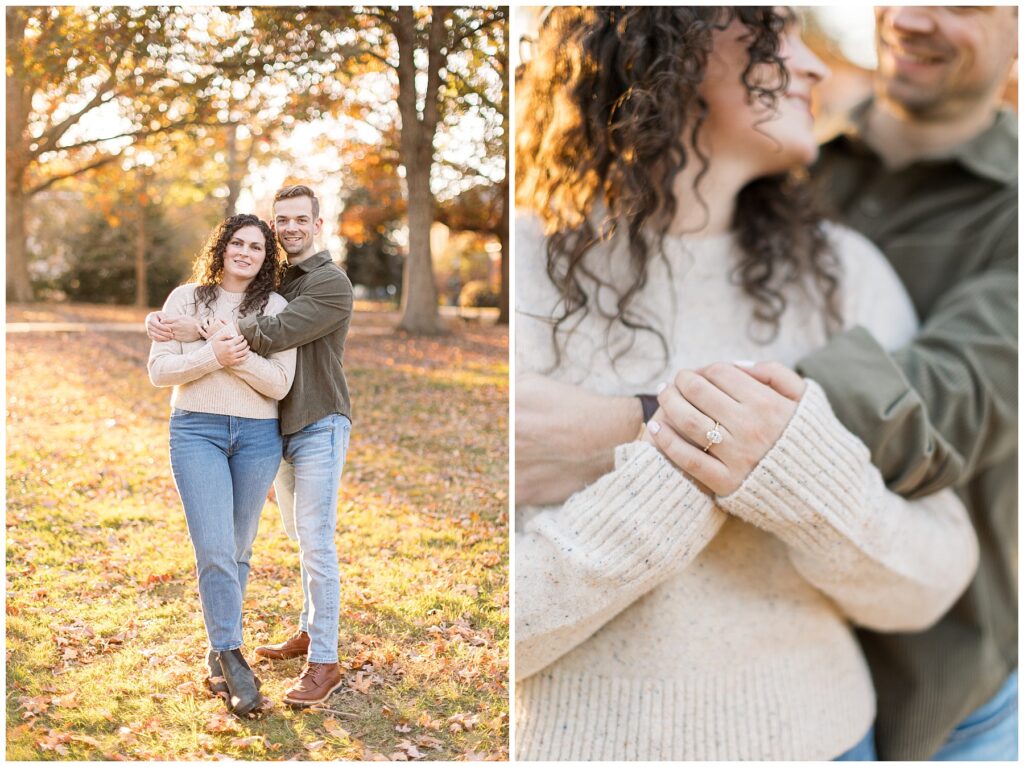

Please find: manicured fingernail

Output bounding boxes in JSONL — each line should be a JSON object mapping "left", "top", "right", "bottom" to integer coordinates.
{"left": 656, "top": 382, "right": 667, "bottom": 394}
{"left": 648, "top": 421, "right": 661, "bottom": 435}
{"left": 733, "top": 359, "right": 755, "bottom": 368}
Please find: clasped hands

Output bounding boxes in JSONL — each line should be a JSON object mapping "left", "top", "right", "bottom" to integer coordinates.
{"left": 145, "top": 312, "right": 250, "bottom": 367}
{"left": 643, "top": 362, "right": 806, "bottom": 497}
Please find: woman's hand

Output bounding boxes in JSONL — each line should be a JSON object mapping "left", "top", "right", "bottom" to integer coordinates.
{"left": 199, "top": 317, "right": 230, "bottom": 339}
{"left": 647, "top": 362, "right": 806, "bottom": 496}
{"left": 212, "top": 334, "right": 250, "bottom": 367}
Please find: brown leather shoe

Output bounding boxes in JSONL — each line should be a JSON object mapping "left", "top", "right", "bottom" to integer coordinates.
{"left": 254, "top": 630, "right": 309, "bottom": 660}
{"left": 283, "top": 662, "right": 344, "bottom": 707}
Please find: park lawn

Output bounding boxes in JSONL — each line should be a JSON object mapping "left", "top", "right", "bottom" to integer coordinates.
{"left": 6, "top": 314, "right": 509, "bottom": 761}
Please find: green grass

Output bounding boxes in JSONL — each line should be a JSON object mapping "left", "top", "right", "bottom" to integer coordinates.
{"left": 6, "top": 314, "right": 508, "bottom": 760}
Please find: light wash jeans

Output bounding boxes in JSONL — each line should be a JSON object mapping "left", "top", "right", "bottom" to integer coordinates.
{"left": 274, "top": 413, "right": 351, "bottom": 664}
{"left": 932, "top": 669, "right": 1018, "bottom": 761}
{"left": 835, "top": 725, "right": 876, "bottom": 761}
{"left": 169, "top": 409, "right": 282, "bottom": 652}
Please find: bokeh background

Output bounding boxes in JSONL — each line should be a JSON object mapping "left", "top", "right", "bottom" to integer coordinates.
{"left": 514, "top": 6, "right": 1017, "bottom": 140}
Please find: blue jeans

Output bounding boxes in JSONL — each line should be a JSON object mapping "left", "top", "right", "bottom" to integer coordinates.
{"left": 274, "top": 413, "right": 351, "bottom": 664}
{"left": 932, "top": 669, "right": 1018, "bottom": 761}
{"left": 169, "top": 409, "right": 282, "bottom": 652}
{"left": 835, "top": 725, "right": 877, "bottom": 761}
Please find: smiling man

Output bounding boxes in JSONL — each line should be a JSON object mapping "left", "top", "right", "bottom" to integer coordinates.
{"left": 147, "top": 184, "right": 354, "bottom": 708}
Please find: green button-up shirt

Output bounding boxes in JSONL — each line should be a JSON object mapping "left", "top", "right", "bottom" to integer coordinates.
{"left": 238, "top": 250, "right": 353, "bottom": 435}
{"left": 799, "top": 103, "right": 1018, "bottom": 759}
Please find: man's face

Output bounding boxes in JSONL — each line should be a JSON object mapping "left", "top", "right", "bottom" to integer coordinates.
{"left": 272, "top": 196, "right": 322, "bottom": 259}
{"left": 874, "top": 6, "right": 1017, "bottom": 119}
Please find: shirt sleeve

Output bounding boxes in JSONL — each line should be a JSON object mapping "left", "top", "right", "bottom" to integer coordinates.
{"left": 226, "top": 294, "right": 297, "bottom": 400}
{"left": 237, "top": 268, "right": 353, "bottom": 356}
{"left": 797, "top": 210, "right": 1017, "bottom": 497}
{"left": 516, "top": 441, "right": 723, "bottom": 680}
{"left": 147, "top": 286, "right": 223, "bottom": 387}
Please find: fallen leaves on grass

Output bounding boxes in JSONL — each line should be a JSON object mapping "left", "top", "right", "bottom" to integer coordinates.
{"left": 7, "top": 318, "right": 508, "bottom": 761}
{"left": 447, "top": 712, "right": 480, "bottom": 733}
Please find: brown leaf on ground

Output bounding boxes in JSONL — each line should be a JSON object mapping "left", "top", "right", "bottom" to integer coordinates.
{"left": 347, "top": 670, "right": 374, "bottom": 694}
{"left": 205, "top": 709, "right": 241, "bottom": 734}
{"left": 415, "top": 734, "right": 444, "bottom": 750}
{"left": 304, "top": 739, "right": 326, "bottom": 752}
{"left": 417, "top": 713, "right": 442, "bottom": 730}
{"left": 393, "top": 739, "right": 425, "bottom": 760}
{"left": 37, "top": 729, "right": 73, "bottom": 755}
{"left": 447, "top": 712, "right": 479, "bottom": 733}
{"left": 477, "top": 551, "right": 501, "bottom": 568}
{"left": 17, "top": 695, "right": 50, "bottom": 717}
{"left": 229, "top": 735, "right": 267, "bottom": 749}
{"left": 51, "top": 690, "right": 80, "bottom": 709}
{"left": 321, "top": 717, "right": 349, "bottom": 740}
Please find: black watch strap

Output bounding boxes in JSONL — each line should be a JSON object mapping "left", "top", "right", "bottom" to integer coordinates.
{"left": 637, "top": 393, "right": 659, "bottom": 424}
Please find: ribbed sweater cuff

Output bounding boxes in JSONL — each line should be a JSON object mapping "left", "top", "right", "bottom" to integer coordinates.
{"left": 189, "top": 342, "right": 223, "bottom": 376}
{"left": 558, "top": 441, "right": 718, "bottom": 584}
{"left": 717, "top": 380, "right": 871, "bottom": 558}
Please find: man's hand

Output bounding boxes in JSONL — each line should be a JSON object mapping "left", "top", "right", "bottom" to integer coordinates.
{"left": 516, "top": 372, "right": 644, "bottom": 506}
{"left": 145, "top": 311, "right": 173, "bottom": 342}
{"left": 212, "top": 334, "right": 250, "bottom": 367}
{"left": 145, "top": 311, "right": 202, "bottom": 343}
{"left": 647, "top": 362, "right": 806, "bottom": 497}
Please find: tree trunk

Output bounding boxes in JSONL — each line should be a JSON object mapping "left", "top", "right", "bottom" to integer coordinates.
{"left": 394, "top": 6, "right": 447, "bottom": 335}
{"left": 7, "top": 179, "right": 32, "bottom": 303}
{"left": 6, "top": 9, "right": 33, "bottom": 303}
{"left": 135, "top": 172, "right": 148, "bottom": 308}
{"left": 225, "top": 122, "right": 242, "bottom": 217}
{"left": 497, "top": 166, "right": 510, "bottom": 325}
{"left": 496, "top": 10, "right": 510, "bottom": 325}
{"left": 399, "top": 158, "right": 445, "bottom": 333}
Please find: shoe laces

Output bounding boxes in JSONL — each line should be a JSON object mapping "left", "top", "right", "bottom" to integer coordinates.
{"left": 299, "top": 662, "right": 321, "bottom": 681}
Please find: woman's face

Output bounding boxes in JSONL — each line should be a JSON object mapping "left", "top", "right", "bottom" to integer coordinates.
{"left": 222, "top": 225, "right": 268, "bottom": 284}
{"left": 699, "top": 12, "right": 828, "bottom": 179}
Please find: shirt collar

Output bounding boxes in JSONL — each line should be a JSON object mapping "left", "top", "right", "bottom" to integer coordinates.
{"left": 287, "top": 250, "right": 333, "bottom": 273}
{"left": 824, "top": 98, "right": 1018, "bottom": 186}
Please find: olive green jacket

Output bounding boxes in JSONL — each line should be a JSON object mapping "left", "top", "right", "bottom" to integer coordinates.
{"left": 238, "top": 250, "right": 353, "bottom": 435}
{"left": 800, "top": 103, "right": 1018, "bottom": 759}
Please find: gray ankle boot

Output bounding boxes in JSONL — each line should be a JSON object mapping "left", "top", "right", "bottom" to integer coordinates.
{"left": 206, "top": 649, "right": 262, "bottom": 698}
{"left": 214, "top": 648, "right": 261, "bottom": 716}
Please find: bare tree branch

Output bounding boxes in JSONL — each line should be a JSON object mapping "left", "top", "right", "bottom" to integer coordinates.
{"left": 26, "top": 153, "right": 123, "bottom": 196}
{"left": 31, "top": 48, "right": 128, "bottom": 158}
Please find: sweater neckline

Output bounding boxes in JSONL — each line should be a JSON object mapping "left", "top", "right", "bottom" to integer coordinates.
{"left": 216, "top": 285, "right": 246, "bottom": 303}
{"left": 659, "top": 229, "right": 736, "bottom": 263}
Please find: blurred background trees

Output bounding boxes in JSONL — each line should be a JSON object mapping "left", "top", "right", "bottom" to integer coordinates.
{"left": 6, "top": 6, "right": 508, "bottom": 331}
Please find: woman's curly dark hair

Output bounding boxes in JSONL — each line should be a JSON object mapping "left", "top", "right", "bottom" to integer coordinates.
{"left": 517, "top": 6, "right": 841, "bottom": 367}
{"left": 188, "top": 214, "right": 283, "bottom": 318}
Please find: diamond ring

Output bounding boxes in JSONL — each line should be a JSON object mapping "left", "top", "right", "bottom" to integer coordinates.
{"left": 703, "top": 422, "right": 723, "bottom": 453}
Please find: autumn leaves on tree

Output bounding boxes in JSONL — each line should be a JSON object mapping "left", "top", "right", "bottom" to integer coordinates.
{"left": 6, "top": 6, "right": 508, "bottom": 333}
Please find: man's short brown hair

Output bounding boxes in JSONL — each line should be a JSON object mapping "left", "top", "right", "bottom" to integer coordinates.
{"left": 273, "top": 185, "right": 319, "bottom": 220}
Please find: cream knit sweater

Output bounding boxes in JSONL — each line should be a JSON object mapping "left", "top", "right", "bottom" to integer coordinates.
{"left": 514, "top": 218, "right": 979, "bottom": 760}
{"left": 148, "top": 284, "right": 296, "bottom": 417}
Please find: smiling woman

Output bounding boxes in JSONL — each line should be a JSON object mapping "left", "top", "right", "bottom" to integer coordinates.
{"left": 147, "top": 213, "right": 296, "bottom": 716}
